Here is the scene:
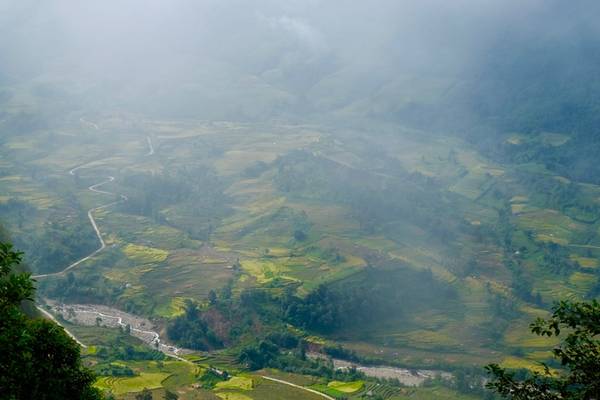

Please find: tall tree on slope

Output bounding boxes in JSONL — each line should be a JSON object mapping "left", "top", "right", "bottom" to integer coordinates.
{"left": 0, "top": 241, "right": 103, "bottom": 400}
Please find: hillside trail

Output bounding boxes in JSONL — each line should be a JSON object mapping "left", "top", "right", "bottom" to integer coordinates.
{"left": 32, "top": 123, "right": 190, "bottom": 359}
{"left": 259, "top": 376, "right": 335, "bottom": 400}
{"left": 33, "top": 126, "right": 336, "bottom": 397}
{"left": 32, "top": 174, "right": 126, "bottom": 279}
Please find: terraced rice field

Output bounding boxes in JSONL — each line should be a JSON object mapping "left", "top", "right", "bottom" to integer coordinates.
{"left": 95, "top": 372, "right": 171, "bottom": 395}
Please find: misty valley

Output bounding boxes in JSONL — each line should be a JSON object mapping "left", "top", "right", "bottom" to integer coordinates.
{"left": 1, "top": 1, "right": 600, "bottom": 400}
{"left": 2, "top": 114, "right": 598, "bottom": 399}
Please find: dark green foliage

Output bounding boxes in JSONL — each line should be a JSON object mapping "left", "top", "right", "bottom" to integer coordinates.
{"left": 0, "top": 242, "right": 34, "bottom": 308}
{"left": 293, "top": 229, "right": 307, "bottom": 241}
{"left": 238, "top": 339, "right": 281, "bottom": 370}
{"left": 241, "top": 161, "right": 270, "bottom": 178}
{"left": 0, "top": 199, "right": 98, "bottom": 274}
{"left": 95, "top": 363, "right": 135, "bottom": 377}
{"left": 322, "top": 345, "right": 360, "bottom": 363}
{"left": 40, "top": 270, "right": 125, "bottom": 305}
{"left": 486, "top": 300, "right": 600, "bottom": 399}
{"left": 283, "top": 285, "right": 344, "bottom": 333}
{"left": 282, "top": 267, "right": 456, "bottom": 334}
{"left": 198, "top": 369, "right": 228, "bottom": 389}
{"left": 135, "top": 388, "right": 153, "bottom": 400}
{"left": 0, "top": 241, "right": 103, "bottom": 400}
{"left": 208, "top": 290, "right": 217, "bottom": 305}
{"left": 166, "top": 300, "right": 222, "bottom": 350}
{"left": 273, "top": 150, "right": 457, "bottom": 240}
{"left": 236, "top": 333, "right": 364, "bottom": 381}
{"left": 539, "top": 242, "right": 580, "bottom": 276}
{"left": 266, "top": 331, "right": 300, "bottom": 349}
{"left": 120, "top": 167, "right": 230, "bottom": 240}
{"left": 95, "top": 341, "right": 165, "bottom": 362}
{"left": 0, "top": 198, "right": 35, "bottom": 229}
{"left": 425, "top": 366, "right": 492, "bottom": 398}
{"left": 27, "top": 215, "right": 98, "bottom": 274}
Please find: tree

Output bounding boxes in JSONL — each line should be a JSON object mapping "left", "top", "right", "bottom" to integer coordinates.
{"left": 486, "top": 299, "right": 600, "bottom": 399}
{"left": 135, "top": 388, "right": 153, "bottom": 400}
{"left": 0, "top": 241, "right": 103, "bottom": 400}
{"left": 208, "top": 290, "right": 217, "bottom": 305}
{"left": 165, "top": 390, "right": 179, "bottom": 400}
{"left": 293, "top": 229, "right": 307, "bottom": 241}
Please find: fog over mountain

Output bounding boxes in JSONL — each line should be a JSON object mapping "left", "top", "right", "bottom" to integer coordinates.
{"left": 1, "top": 2, "right": 600, "bottom": 399}
{"left": 2, "top": 0, "right": 599, "bottom": 124}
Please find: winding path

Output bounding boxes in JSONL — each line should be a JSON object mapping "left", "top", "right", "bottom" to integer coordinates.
{"left": 33, "top": 128, "right": 336, "bottom": 399}
{"left": 34, "top": 130, "right": 152, "bottom": 279}
{"left": 32, "top": 173, "right": 126, "bottom": 279}
{"left": 260, "top": 376, "right": 335, "bottom": 400}
{"left": 34, "top": 132, "right": 195, "bottom": 363}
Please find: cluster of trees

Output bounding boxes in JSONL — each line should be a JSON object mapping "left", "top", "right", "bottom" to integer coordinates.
{"left": 488, "top": 197, "right": 546, "bottom": 305}
{"left": 483, "top": 131, "right": 600, "bottom": 186}
{"left": 540, "top": 242, "right": 581, "bottom": 276}
{"left": 133, "top": 388, "right": 178, "bottom": 400}
{"left": 237, "top": 331, "right": 365, "bottom": 383}
{"left": 120, "top": 166, "right": 230, "bottom": 240}
{"left": 171, "top": 266, "right": 458, "bottom": 352}
{"left": 95, "top": 363, "right": 135, "bottom": 377}
{"left": 273, "top": 150, "right": 457, "bottom": 240}
{"left": 95, "top": 342, "right": 164, "bottom": 363}
{"left": 281, "top": 267, "right": 456, "bottom": 334}
{"left": 322, "top": 344, "right": 361, "bottom": 363}
{"left": 421, "top": 367, "right": 494, "bottom": 399}
{"left": 166, "top": 300, "right": 222, "bottom": 351}
{"left": 0, "top": 198, "right": 35, "bottom": 229}
{"left": 0, "top": 199, "right": 98, "bottom": 274}
{"left": 513, "top": 172, "right": 599, "bottom": 223}
{"left": 0, "top": 241, "right": 103, "bottom": 399}
{"left": 486, "top": 300, "right": 600, "bottom": 399}
{"left": 40, "top": 271, "right": 125, "bottom": 305}
{"left": 27, "top": 216, "right": 98, "bottom": 274}
{"left": 282, "top": 284, "right": 351, "bottom": 333}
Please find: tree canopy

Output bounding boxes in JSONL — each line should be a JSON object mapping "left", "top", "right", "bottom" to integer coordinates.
{"left": 0, "top": 241, "right": 103, "bottom": 400}
{"left": 486, "top": 299, "right": 600, "bottom": 399}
